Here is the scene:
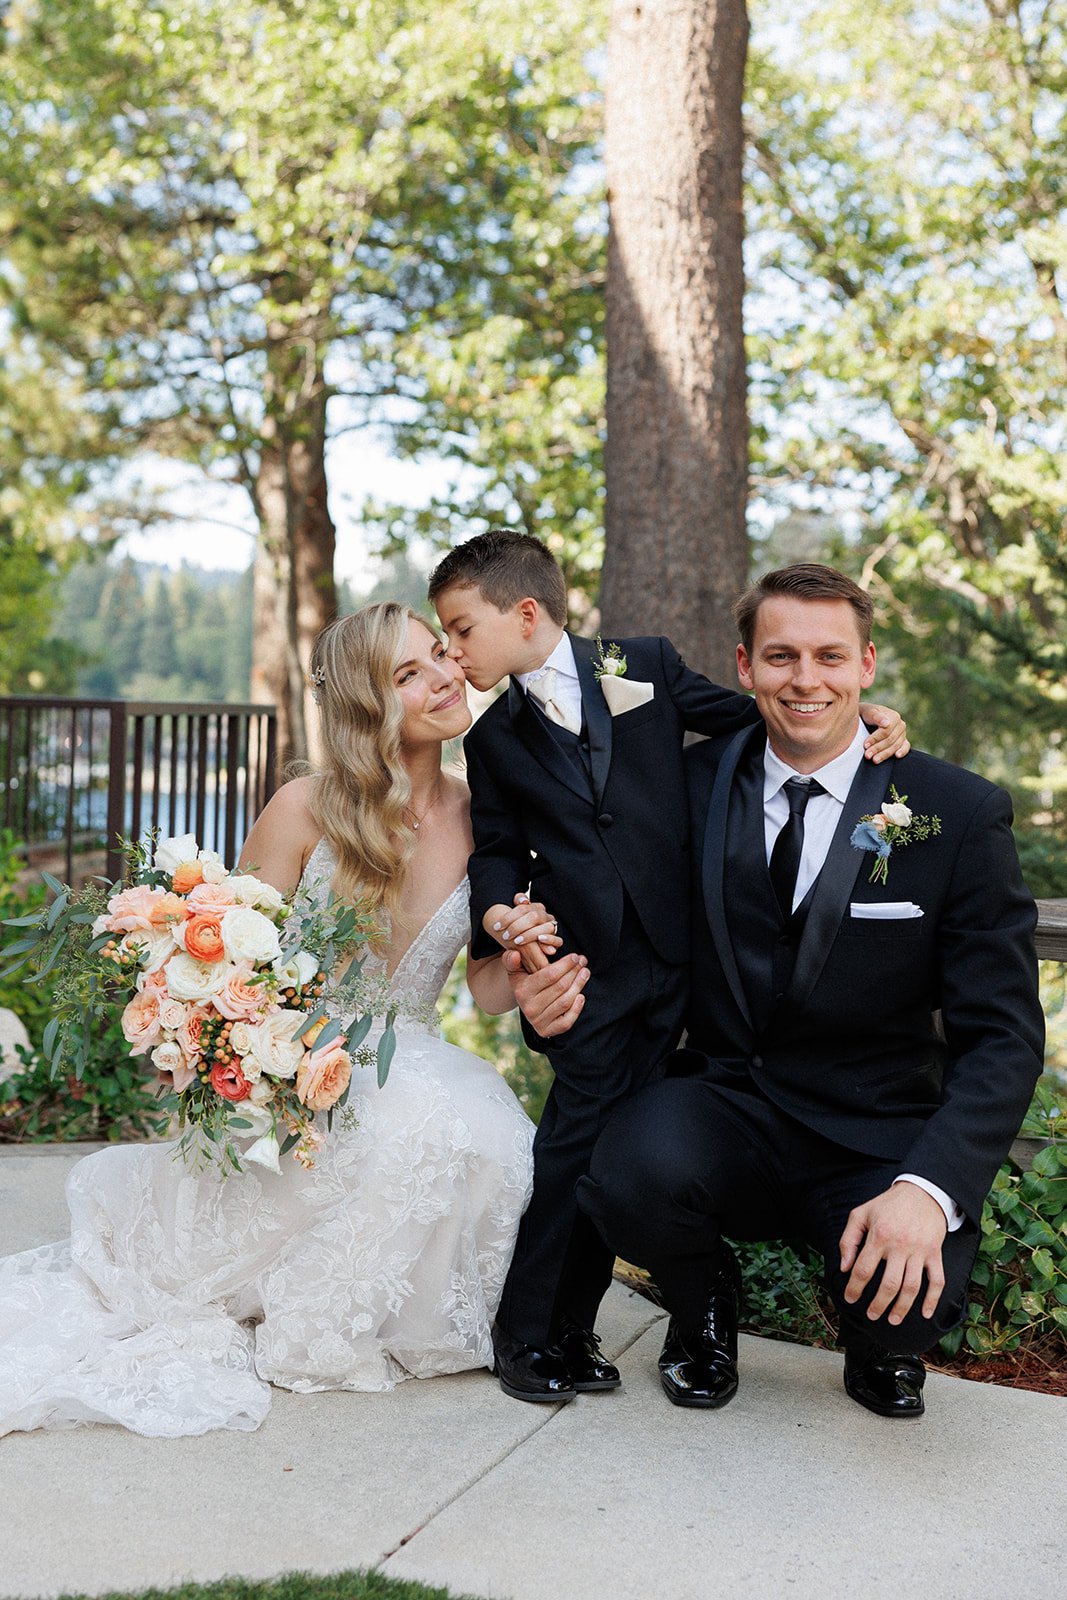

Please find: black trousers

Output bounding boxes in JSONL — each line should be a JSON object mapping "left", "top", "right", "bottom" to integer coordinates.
{"left": 577, "top": 1074, "right": 979, "bottom": 1356}
{"left": 495, "top": 903, "right": 688, "bottom": 1347}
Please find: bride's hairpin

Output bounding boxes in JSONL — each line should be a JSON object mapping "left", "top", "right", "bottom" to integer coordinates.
{"left": 309, "top": 664, "right": 327, "bottom": 703}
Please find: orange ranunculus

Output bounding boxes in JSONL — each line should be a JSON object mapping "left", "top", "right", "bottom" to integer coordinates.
{"left": 209, "top": 1061, "right": 252, "bottom": 1102}
{"left": 172, "top": 860, "right": 205, "bottom": 893}
{"left": 183, "top": 913, "right": 226, "bottom": 963}
{"left": 296, "top": 1038, "right": 352, "bottom": 1111}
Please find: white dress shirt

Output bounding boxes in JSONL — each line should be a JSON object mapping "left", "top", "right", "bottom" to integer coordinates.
{"left": 517, "top": 632, "right": 583, "bottom": 733}
{"left": 762, "top": 724, "right": 963, "bottom": 1232}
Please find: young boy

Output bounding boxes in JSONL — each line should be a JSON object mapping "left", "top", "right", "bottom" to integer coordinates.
{"left": 429, "top": 528, "right": 904, "bottom": 1403}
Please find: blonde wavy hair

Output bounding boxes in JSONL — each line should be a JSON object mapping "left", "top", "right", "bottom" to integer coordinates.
{"left": 309, "top": 602, "right": 435, "bottom": 924}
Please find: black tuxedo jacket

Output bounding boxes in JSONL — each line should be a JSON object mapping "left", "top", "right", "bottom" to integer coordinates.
{"left": 685, "top": 726, "right": 1044, "bottom": 1223}
{"left": 464, "top": 633, "right": 760, "bottom": 971}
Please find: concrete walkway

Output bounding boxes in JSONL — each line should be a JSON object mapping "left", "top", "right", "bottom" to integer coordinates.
{"left": 3, "top": 1147, "right": 1067, "bottom": 1600}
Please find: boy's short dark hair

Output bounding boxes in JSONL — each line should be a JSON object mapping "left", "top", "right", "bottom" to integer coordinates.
{"left": 428, "top": 528, "right": 568, "bottom": 627}
{"left": 733, "top": 563, "right": 874, "bottom": 653}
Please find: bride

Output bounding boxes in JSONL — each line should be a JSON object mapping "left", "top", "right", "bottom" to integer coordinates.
{"left": 0, "top": 604, "right": 544, "bottom": 1438}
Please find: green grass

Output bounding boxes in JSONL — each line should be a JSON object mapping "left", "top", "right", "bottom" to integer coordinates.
{"left": 42, "top": 1575, "right": 485, "bottom": 1600}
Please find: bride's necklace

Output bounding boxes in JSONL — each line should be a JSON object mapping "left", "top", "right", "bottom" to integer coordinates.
{"left": 405, "top": 780, "right": 444, "bottom": 833}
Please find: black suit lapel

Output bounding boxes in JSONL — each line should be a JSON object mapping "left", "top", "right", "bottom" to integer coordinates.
{"left": 570, "top": 633, "right": 612, "bottom": 807}
{"left": 788, "top": 751, "right": 893, "bottom": 1006}
{"left": 506, "top": 675, "right": 591, "bottom": 804}
{"left": 701, "top": 724, "right": 765, "bottom": 1031}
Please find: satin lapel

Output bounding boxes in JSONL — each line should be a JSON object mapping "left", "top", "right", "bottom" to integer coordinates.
{"left": 788, "top": 754, "right": 893, "bottom": 1006}
{"left": 701, "top": 725, "right": 764, "bottom": 1032}
{"left": 571, "top": 633, "right": 612, "bottom": 807}
{"left": 506, "top": 676, "right": 591, "bottom": 804}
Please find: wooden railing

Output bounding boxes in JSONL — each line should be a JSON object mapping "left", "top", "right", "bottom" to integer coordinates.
{"left": 0, "top": 698, "right": 277, "bottom": 883}
{"left": 1035, "top": 900, "right": 1067, "bottom": 963}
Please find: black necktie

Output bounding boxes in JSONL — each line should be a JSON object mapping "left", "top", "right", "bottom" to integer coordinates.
{"left": 769, "top": 777, "right": 825, "bottom": 919}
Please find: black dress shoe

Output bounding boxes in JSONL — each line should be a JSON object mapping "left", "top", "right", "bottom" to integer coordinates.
{"left": 843, "top": 1342, "right": 926, "bottom": 1419}
{"left": 492, "top": 1325, "right": 576, "bottom": 1403}
{"left": 658, "top": 1244, "right": 740, "bottom": 1410}
{"left": 557, "top": 1320, "right": 621, "bottom": 1391}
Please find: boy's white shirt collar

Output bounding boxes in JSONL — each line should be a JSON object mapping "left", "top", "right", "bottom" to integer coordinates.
{"left": 516, "top": 630, "right": 576, "bottom": 690}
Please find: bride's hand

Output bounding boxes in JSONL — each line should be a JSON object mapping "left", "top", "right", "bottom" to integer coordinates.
{"left": 484, "top": 895, "right": 563, "bottom": 973}
{"left": 859, "top": 703, "right": 910, "bottom": 762}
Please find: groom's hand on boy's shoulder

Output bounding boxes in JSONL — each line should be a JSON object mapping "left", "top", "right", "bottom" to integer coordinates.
{"left": 502, "top": 947, "right": 589, "bottom": 1037}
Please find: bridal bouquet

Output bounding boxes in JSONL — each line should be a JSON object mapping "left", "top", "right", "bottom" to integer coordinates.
{"left": 1, "top": 833, "right": 395, "bottom": 1175}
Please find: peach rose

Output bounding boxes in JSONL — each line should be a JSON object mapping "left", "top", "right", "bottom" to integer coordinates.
{"left": 121, "top": 989, "right": 162, "bottom": 1053}
{"left": 172, "top": 860, "right": 205, "bottom": 893}
{"left": 296, "top": 1038, "right": 352, "bottom": 1111}
{"left": 182, "top": 913, "right": 226, "bottom": 964}
{"left": 185, "top": 882, "right": 239, "bottom": 913}
{"left": 150, "top": 893, "right": 188, "bottom": 927}
{"left": 104, "top": 885, "right": 170, "bottom": 934}
{"left": 214, "top": 963, "right": 270, "bottom": 1021}
{"left": 210, "top": 1061, "right": 252, "bottom": 1102}
{"left": 176, "top": 1005, "right": 210, "bottom": 1062}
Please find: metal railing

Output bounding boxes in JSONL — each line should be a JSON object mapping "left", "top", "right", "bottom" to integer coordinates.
{"left": 0, "top": 698, "right": 277, "bottom": 883}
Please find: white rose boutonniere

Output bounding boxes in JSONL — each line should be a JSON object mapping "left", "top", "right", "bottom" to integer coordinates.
{"left": 850, "top": 785, "right": 941, "bottom": 886}
{"left": 593, "top": 635, "right": 628, "bottom": 683}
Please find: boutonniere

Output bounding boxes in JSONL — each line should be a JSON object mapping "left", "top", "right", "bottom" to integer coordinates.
{"left": 850, "top": 785, "right": 941, "bottom": 886}
{"left": 593, "top": 635, "right": 628, "bottom": 683}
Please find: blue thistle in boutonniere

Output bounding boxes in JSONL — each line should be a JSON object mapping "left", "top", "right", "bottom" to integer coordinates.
{"left": 850, "top": 785, "right": 941, "bottom": 886}
{"left": 593, "top": 635, "right": 627, "bottom": 683}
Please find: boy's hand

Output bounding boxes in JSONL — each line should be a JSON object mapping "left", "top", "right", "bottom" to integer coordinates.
{"left": 482, "top": 894, "right": 562, "bottom": 973}
{"left": 859, "top": 703, "right": 910, "bottom": 762}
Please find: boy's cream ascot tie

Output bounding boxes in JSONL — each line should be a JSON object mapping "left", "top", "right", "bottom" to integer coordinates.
{"left": 526, "top": 668, "right": 582, "bottom": 735}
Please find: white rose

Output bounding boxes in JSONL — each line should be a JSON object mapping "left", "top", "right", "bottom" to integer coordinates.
{"left": 226, "top": 875, "right": 284, "bottom": 914}
{"left": 245, "top": 1010, "right": 306, "bottom": 1080}
{"left": 155, "top": 833, "right": 200, "bottom": 874}
{"left": 881, "top": 801, "right": 913, "bottom": 828}
{"left": 126, "top": 928, "right": 179, "bottom": 975}
{"left": 221, "top": 905, "right": 282, "bottom": 967}
{"left": 152, "top": 1040, "right": 185, "bottom": 1073}
{"left": 198, "top": 850, "right": 228, "bottom": 884}
{"left": 273, "top": 948, "right": 320, "bottom": 990}
{"left": 601, "top": 656, "right": 624, "bottom": 676}
{"left": 157, "top": 997, "right": 188, "bottom": 1032}
{"left": 248, "top": 1076, "right": 274, "bottom": 1107}
{"left": 164, "top": 952, "right": 230, "bottom": 1002}
{"left": 229, "top": 1021, "right": 253, "bottom": 1056}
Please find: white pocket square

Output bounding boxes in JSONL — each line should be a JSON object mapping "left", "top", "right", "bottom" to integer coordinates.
{"left": 600, "top": 676, "right": 654, "bottom": 716}
{"left": 850, "top": 901, "right": 924, "bottom": 920}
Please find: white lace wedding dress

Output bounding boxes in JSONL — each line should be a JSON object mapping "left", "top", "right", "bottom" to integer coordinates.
{"left": 0, "top": 841, "right": 534, "bottom": 1437}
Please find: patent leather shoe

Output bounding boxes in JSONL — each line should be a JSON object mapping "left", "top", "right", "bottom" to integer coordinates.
{"left": 492, "top": 1324, "right": 576, "bottom": 1403}
{"left": 658, "top": 1244, "right": 740, "bottom": 1410}
{"left": 844, "top": 1341, "right": 926, "bottom": 1419}
{"left": 557, "top": 1320, "right": 621, "bottom": 1391}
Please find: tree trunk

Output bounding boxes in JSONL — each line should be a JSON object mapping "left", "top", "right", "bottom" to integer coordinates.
{"left": 249, "top": 333, "right": 337, "bottom": 775}
{"left": 600, "top": 0, "right": 750, "bottom": 686}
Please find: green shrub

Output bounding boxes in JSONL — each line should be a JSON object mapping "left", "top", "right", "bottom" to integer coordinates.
{"left": 0, "top": 834, "right": 166, "bottom": 1143}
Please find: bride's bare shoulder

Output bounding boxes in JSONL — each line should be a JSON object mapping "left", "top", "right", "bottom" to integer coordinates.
{"left": 238, "top": 777, "right": 322, "bottom": 892}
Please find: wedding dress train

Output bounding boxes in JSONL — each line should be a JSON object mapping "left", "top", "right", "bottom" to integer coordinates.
{"left": 0, "top": 840, "right": 534, "bottom": 1436}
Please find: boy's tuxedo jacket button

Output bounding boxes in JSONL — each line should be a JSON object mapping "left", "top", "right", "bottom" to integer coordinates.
{"left": 598, "top": 813, "right": 614, "bottom": 827}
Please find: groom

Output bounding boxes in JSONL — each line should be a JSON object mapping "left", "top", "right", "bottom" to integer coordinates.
{"left": 516, "top": 563, "right": 1044, "bottom": 1417}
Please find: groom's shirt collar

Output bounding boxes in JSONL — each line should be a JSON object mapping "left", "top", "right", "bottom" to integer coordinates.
{"left": 762, "top": 720, "right": 867, "bottom": 807}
